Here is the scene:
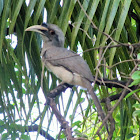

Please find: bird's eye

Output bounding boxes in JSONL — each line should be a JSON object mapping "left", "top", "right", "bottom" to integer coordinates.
{"left": 50, "top": 30, "right": 55, "bottom": 35}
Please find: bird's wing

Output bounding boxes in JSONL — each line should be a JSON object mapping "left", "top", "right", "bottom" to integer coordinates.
{"left": 42, "top": 47, "right": 94, "bottom": 82}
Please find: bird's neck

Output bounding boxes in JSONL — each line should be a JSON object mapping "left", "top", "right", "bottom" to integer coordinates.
{"left": 44, "top": 40, "right": 64, "bottom": 48}
{"left": 40, "top": 42, "right": 56, "bottom": 56}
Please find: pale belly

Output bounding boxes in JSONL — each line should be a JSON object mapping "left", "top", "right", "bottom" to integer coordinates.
{"left": 44, "top": 61, "right": 85, "bottom": 87}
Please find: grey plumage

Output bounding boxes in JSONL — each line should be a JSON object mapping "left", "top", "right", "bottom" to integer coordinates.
{"left": 25, "top": 23, "right": 109, "bottom": 132}
{"left": 41, "top": 46, "right": 94, "bottom": 83}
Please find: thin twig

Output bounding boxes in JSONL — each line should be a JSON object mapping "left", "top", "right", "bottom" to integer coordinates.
{"left": 41, "top": 63, "right": 45, "bottom": 90}
{"left": 95, "top": 64, "right": 139, "bottom": 136}
{"left": 94, "top": 79, "right": 132, "bottom": 137}
{"left": 99, "top": 59, "right": 140, "bottom": 69}
{"left": 43, "top": 43, "right": 140, "bottom": 61}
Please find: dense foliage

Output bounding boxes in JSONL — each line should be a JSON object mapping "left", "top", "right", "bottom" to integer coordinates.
{"left": 0, "top": 0, "right": 140, "bottom": 139}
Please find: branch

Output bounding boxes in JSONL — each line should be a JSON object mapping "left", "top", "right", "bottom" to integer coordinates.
{"left": 95, "top": 63, "right": 139, "bottom": 136}
{"left": 105, "top": 98, "right": 115, "bottom": 140}
{"left": 25, "top": 124, "right": 55, "bottom": 140}
{"left": 94, "top": 76, "right": 129, "bottom": 89}
{"left": 91, "top": 43, "right": 140, "bottom": 50}
{"left": 47, "top": 83, "right": 73, "bottom": 98}
{"left": 46, "top": 97, "right": 73, "bottom": 139}
{"left": 47, "top": 77, "right": 136, "bottom": 101}
{"left": 94, "top": 79, "right": 132, "bottom": 137}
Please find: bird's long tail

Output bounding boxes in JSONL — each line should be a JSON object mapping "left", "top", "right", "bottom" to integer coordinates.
{"left": 85, "top": 80, "right": 109, "bottom": 133}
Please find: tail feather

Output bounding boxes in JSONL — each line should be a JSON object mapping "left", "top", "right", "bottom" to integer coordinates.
{"left": 84, "top": 79, "right": 109, "bottom": 133}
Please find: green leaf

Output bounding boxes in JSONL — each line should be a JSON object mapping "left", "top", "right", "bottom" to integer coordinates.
{"left": 0, "top": 120, "right": 4, "bottom": 125}
{"left": 0, "top": 0, "right": 139, "bottom": 139}
{"left": 2, "top": 133, "right": 9, "bottom": 140}
{"left": 0, "top": 107, "right": 4, "bottom": 113}
{"left": 131, "top": 71, "right": 140, "bottom": 80}
{"left": 71, "top": 0, "right": 89, "bottom": 50}
{"left": 129, "top": 79, "right": 140, "bottom": 87}
{"left": 0, "top": 0, "right": 4, "bottom": 16}
{"left": 109, "top": 0, "right": 132, "bottom": 66}
{"left": 0, "top": 0, "right": 10, "bottom": 59}
{"left": 137, "top": 53, "right": 140, "bottom": 60}
{"left": 9, "top": 0, "right": 24, "bottom": 34}
{"left": 125, "top": 89, "right": 140, "bottom": 99}
{"left": 10, "top": 123, "right": 17, "bottom": 130}
{"left": 80, "top": 97, "right": 85, "bottom": 103}
{"left": 127, "top": 133, "right": 136, "bottom": 139}
{"left": 59, "top": 132, "right": 65, "bottom": 139}
{"left": 133, "top": 104, "right": 140, "bottom": 109}
{"left": 21, "top": 134, "right": 30, "bottom": 140}
{"left": 72, "top": 120, "right": 82, "bottom": 128}
{"left": 0, "top": 125, "right": 5, "bottom": 133}
{"left": 11, "top": 133, "right": 19, "bottom": 140}
{"left": 9, "top": 104, "right": 15, "bottom": 110}
{"left": 74, "top": 129, "right": 83, "bottom": 137}
{"left": 16, "top": 124, "right": 25, "bottom": 132}
{"left": 133, "top": 110, "right": 140, "bottom": 117}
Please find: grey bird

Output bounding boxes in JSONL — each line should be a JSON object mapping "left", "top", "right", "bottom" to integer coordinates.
{"left": 25, "top": 23, "right": 108, "bottom": 132}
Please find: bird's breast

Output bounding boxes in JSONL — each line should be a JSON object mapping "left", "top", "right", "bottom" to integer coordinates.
{"left": 43, "top": 60, "right": 73, "bottom": 83}
{"left": 42, "top": 59, "right": 86, "bottom": 87}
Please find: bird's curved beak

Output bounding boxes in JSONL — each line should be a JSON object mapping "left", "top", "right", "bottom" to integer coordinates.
{"left": 25, "top": 25, "right": 48, "bottom": 35}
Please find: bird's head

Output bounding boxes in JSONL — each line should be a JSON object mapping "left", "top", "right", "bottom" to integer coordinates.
{"left": 25, "top": 23, "right": 65, "bottom": 47}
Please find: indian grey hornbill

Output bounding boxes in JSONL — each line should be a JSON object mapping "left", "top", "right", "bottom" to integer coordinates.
{"left": 25, "top": 23, "right": 109, "bottom": 132}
